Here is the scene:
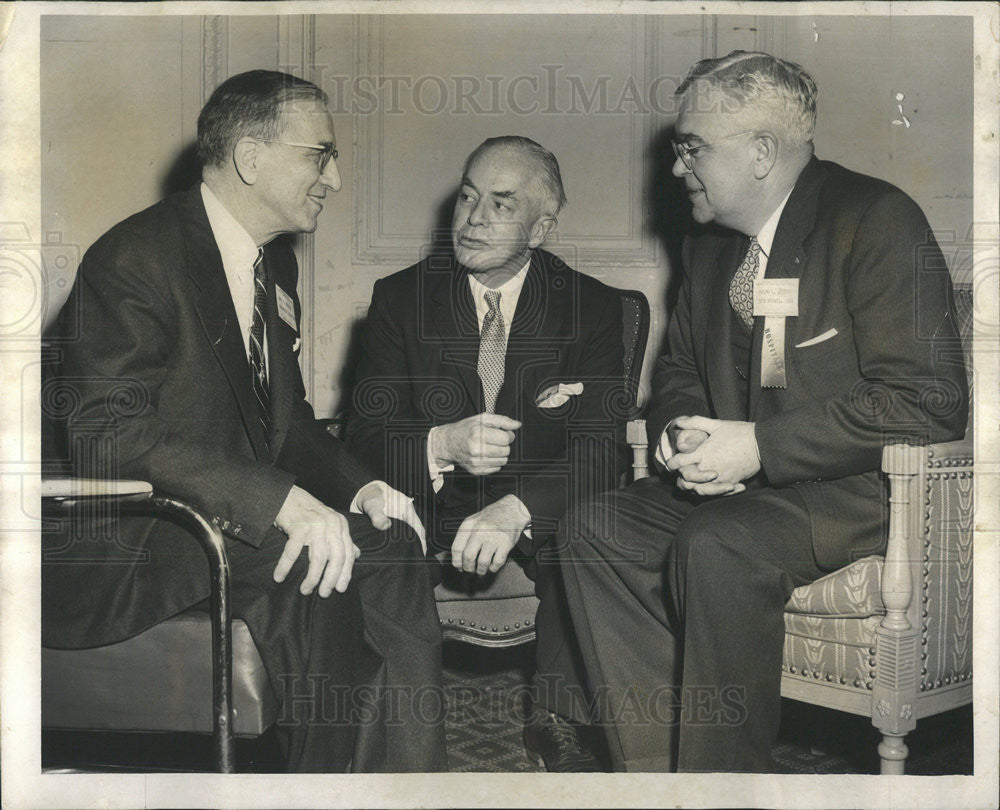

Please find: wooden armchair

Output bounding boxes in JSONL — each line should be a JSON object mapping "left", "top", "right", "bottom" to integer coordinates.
{"left": 434, "top": 288, "right": 651, "bottom": 646}
{"left": 779, "top": 282, "right": 974, "bottom": 774}
{"left": 629, "top": 283, "right": 974, "bottom": 774}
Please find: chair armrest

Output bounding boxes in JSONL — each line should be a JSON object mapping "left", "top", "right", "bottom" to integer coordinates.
{"left": 926, "top": 434, "right": 974, "bottom": 465}
{"left": 41, "top": 477, "right": 153, "bottom": 499}
{"left": 879, "top": 436, "right": 974, "bottom": 626}
{"left": 880, "top": 445, "right": 922, "bottom": 628}
{"left": 626, "top": 418, "right": 649, "bottom": 481}
{"left": 41, "top": 478, "right": 236, "bottom": 773}
{"left": 882, "top": 435, "right": 973, "bottom": 475}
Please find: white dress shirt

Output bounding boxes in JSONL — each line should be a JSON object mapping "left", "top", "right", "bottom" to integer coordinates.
{"left": 426, "top": 258, "right": 533, "bottom": 532}
{"left": 427, "top": 258, "right": 531, "bottom": 486}
{"left": 467, "top": 259, "right": 530, "bottom": 336}
{"left": 200, "top": 183, "right": 267, "bottom": 372}
{"left": 201, "top": 184, "right": 413, "bottom": 544}
{"left": 752, "top": 187, "right": 794, "bottom": 280}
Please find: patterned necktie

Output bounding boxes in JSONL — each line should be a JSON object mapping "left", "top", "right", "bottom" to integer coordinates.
{"left": 250, "top": 250, "right": 272, "bottom": 443}
{"left": 729, "top": 236, "right": 762, "bottom": 330}
{"left": 477, "top": 290, "right": 506, "bottom": 413}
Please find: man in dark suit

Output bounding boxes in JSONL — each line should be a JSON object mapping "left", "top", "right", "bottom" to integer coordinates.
{"left": 42, "top": 70, "right": 446, "bottom": 772}
{"left": 346, "top": 136, "right": 625, "bottom": 770}
{"left": 556, "top": 51, "right": 968, "bottom": 772}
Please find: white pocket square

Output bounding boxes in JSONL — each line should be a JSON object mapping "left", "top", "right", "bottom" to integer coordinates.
{"left": 536, "top": 382, "right": 584, "bottom": 408}
{"left": 795, "top": 328, "right": 838, "bottom": 348}
{"left": 292, "top": 337, "right": 302, "bottom": 353}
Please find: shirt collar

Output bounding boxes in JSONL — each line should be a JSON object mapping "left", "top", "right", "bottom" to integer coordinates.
{"left": 754, "top": 186, "right": 795, "bottom": 258}
{"left": 200, "top": 182, "right": 259, "bottom": 274}
{"left": 467, "top": 255, "right": 532, "bottom": 327}
{"left": 468, "top": 256, "right": 532, "bottom": 298}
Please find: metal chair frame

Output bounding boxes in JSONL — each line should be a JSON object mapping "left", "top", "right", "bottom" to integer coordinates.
{"left": 42, "top": 483, "right": 236, "bottom": 773}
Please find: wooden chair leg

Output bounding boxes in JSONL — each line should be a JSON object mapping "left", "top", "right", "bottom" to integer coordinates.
{"left": 877, "top": 732, "right": 908, "bottom": 775}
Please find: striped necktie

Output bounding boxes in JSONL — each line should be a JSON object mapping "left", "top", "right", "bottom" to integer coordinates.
{"left": 250, "top": 249, "right": 271, "bottom": 444}
{"left": 729, "top": 236, "right": 762, "bottom": 330}
{"left": 477, "top": 290, "right": 506, "bottom": 413}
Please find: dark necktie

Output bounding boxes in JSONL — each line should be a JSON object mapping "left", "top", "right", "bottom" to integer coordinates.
{"left": 477, "top": 290, "right": 506, "bottom": 413}
{"left": 250, "top": 250, "right": 272, "bottom": 443}
{"left": 729, "top": 236, "right": 762, "bottom": 330}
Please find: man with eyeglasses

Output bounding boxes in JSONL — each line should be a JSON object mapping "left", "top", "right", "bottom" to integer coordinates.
{"left": 43, "top": 70, "right": 447, "bottom": 772}
{"left": 555, "top": 51, "right": 967, "bottom": 772}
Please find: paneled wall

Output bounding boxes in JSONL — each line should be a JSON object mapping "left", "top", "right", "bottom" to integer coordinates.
{"left": 41, "top": 12, "right": 974, "bottom": 417}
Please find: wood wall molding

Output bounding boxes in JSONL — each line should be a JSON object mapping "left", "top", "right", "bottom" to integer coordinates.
{"left": 202, "top": 16, "right": 229, "bottom": 105}
{"left": 350, "top": 15, "right": 669, "bottom": 270}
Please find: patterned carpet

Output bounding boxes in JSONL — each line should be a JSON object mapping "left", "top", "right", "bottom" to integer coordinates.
{"left": 443, "top": 641, "right": 544, "bottom": 772}
{"left": 441, "top": 640, "right": 973, "bottom": 775}
{"left": 43, "top": 639, "right": 972, "bottom": 774}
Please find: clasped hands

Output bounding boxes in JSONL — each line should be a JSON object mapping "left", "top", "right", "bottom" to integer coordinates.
{"left": 271, "top": 480, "right": 425, "bottom": 598}
{"left": 663, "top": 415, "right": 760, "bottom": 497}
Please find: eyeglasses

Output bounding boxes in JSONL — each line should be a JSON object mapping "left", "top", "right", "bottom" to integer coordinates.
{"left": 671, "top": 130, "right": 755, "bottom": 169}
{"left": 258, "top": 139, "right": 339, "bottom": 172}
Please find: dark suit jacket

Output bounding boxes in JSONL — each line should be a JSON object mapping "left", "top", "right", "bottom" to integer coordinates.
{"left": 43, "top": 186, "right": 374, "bottom": 647}
{"left": 345, "top": 248, "right": 625, "bottom": 545}
{"left": 648, "top": 158, "right": 968, "bottom": 569}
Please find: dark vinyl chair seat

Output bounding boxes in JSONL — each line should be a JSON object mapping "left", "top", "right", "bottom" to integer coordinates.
{"left": 43, "top": 608, "right": 276, "bottom": 738}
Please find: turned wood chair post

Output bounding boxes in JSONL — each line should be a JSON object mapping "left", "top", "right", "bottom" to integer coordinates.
{"left": 873, "top": 443, "right": 923, "bottom": 774}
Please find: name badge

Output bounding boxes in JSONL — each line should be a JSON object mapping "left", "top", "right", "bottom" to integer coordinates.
{"left": 755, "top": 279, "right": 798, "bottom": 389}
{"left": 275, "top": 286, "right": 297, "bottom": 332}
{"left": 753, "top": 278, "right": 799, "bottom": 318}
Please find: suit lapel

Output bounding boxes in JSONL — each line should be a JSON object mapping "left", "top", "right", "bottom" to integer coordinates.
{"left": 428, "top": 258, "right": 482, "bottom": 408}
{"left": 178, "top": 189, "right": 270, "bottom": 459}
{"left": 748, "top": 158, "right": 824, "bottom": 419}
{"left": 508, "top": 252, "right": 558, "bottom": 339}
{"left": 497, "top": 252, "right": 564, "bottom": 414}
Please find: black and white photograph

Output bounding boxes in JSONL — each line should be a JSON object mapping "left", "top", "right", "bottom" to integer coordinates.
{"left": 1, "top": 2, "right": 997, "bottom": 808}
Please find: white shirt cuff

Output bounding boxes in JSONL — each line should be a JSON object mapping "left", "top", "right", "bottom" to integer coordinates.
{"left": 508, "top": 494, "right": 533, "bottom": 540}
{"left": 349, "top": 480, "right": 391, "bottom": 514}
{"left": 426, "top": 426, "right": 454, "bottom": 494}
{"left": 653, "top": 419, "right": 678, "bottom": 470}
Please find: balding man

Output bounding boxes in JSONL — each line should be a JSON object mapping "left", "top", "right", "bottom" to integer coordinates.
{"left": 556, "top": 51, "right": 968, "bottom": 772}
{"left": 347, "top": 136, "right": 625, "bottom": 770}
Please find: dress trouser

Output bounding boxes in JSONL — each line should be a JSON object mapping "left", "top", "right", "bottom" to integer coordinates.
{"left": 558, "top": 477, "right": 825, "bottom": 772}
{"left": 428, "top": 503, "right": 590, "bottom": 724}
{"left": 226, "top": 515, "right": 447, "bottom": 772}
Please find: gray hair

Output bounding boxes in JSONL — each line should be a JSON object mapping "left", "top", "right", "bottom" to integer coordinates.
{"left": 677, "top": 51, "right": 818, "bottom": 146}
{"left": 463, "top": 136, "right": 568, "bottom": 217}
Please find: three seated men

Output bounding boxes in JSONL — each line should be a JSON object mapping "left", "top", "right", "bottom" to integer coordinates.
{"left": 45, "top": 50, "right": 967, "bottom": 773}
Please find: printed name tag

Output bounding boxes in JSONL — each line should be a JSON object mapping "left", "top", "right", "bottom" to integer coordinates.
{"left": 753, "top": 279, "right": 799, "bottom": 318}
{"left": 275, "top": 286, "right": 297, "bottom": 331}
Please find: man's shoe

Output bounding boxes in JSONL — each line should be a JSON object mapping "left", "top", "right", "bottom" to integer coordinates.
{"left": 523, "top": 710, "right": 601, "bottom": 772}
